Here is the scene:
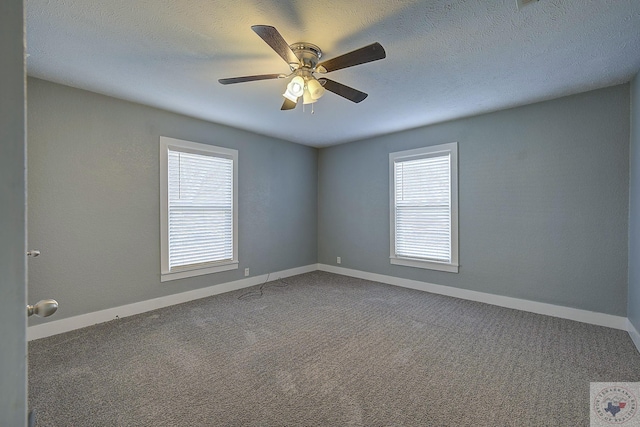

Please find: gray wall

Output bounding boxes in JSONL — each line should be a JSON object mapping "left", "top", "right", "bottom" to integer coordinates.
{"left": 26, "top": 76, "right": 634, "bottom": 324}
{"left": 630, "top": 72, "right": 640, "bottom": 331}
{"left": 318, "top": 85, "right": 630, "bottom": 316}
{"left": 0, "top": 0, "right": 27, "bottom": 424}
{"left": 27, "top": 78, "right": 317, "bottom": 324}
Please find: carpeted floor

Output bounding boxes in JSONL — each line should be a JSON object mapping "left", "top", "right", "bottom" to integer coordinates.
{"left": 29, "top": 271, "right": 640, "bottom": 426}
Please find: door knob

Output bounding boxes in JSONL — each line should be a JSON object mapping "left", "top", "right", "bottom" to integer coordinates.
{"left": 27, "top": 299, "right": 58, "bottom": 317}
{"left": 27, "top": 250, "right": 41, "bottom": 257}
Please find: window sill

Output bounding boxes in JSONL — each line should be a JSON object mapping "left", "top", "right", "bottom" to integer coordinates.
{"left": 161, "top": 261, "right": 239, "bottom": 282}
{"left": 390, "top": 257, "right": 458, "bottom": 273}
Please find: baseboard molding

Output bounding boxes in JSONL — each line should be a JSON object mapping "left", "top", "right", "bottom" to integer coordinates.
{"left": 629, "top": 319, "right": 640, "bottom": 354}
{"left": 28, "top": 264, "right": 317, "bottom": 341}
{"left": 29, "top": 263, "right": 632, "bottom": 341}
{"left": 317, "top": 264, "right": 628, "bottom": 330}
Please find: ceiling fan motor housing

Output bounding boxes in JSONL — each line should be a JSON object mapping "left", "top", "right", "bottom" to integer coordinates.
{"left": 289, "top": 42, "right": 322, "bottom": 71}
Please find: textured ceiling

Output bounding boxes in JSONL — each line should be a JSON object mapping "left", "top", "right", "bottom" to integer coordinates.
{"left": 26, "top": 0, "right": 640, "bottom": 147}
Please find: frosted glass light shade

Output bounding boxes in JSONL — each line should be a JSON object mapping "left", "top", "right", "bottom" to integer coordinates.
{"left": 287, "top": 76, "right": 305, "bottom": 97}
{"left": 307, "top": 78, "right": 325, "bottom": 99}
{"left": 303, "top": 88, "right": 317, "bottom": 105}
{"left": 282, "top": 90, "right": 298, "bottom": 102}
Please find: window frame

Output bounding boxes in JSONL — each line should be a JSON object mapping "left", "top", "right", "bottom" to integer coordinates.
{"left": 160, "top": 136, "right": 238, "bottom": 282}
{"left": 389, "top": 142, "right": 459, "bottom": 273}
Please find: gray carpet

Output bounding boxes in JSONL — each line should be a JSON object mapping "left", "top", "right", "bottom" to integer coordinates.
{"left": 29, "top": 271, "right": 640, "bottom": 426}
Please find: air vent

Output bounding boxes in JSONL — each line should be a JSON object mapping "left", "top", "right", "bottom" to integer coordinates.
{"left": 517, "top": 0, "right": 539, "bottom": 9}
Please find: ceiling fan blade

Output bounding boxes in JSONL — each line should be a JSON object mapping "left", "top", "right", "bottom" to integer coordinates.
{"left": 251, "top": 25, "right": 299, "bottom": 66}
{"left": 316, "top": 42, "right": 386, "bottom": 73}
{"left": 318, "top": 78, "right": 368, "bottom": 103}
{"left": 281, "top": 98, "right": 297, "bottom": 110}
{"left": 218, "top": 74, "right": 282, "bottom": 85}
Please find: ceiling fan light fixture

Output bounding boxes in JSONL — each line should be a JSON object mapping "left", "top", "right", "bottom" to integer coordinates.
{"left": 306, "top": 78, "right": 325, "bottom": 100}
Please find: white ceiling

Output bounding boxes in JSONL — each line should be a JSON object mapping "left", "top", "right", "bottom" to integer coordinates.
{"left": 26, "top": 0, "right": 640, "bottom": 148}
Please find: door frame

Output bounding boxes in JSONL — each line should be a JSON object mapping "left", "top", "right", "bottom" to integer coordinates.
{"left": 0, "top": 0, "right": 28, "bottom": 425}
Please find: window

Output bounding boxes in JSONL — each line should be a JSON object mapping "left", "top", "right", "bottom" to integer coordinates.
{"left": 160, "top": 137, "right": 238, "bottom": 281}
{"left": 390, "top": 142, "right": 458, "bottom": 273}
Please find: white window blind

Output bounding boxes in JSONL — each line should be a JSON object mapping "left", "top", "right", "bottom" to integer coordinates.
{"left": 395, "top": 154, "right": 451, "bottom": 262}
{"left": 168, "top": 150, "right": 233, "bottom": 269}
{"left": 160, "top": 137, "right": 238, "bottom": 282}
{"left": 390, "top": 142, "right": 458, "bottom": 273}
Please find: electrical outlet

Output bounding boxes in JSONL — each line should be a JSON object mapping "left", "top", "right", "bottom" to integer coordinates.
{"left": 337, "top": 257, "right": 341, "bottom": 264}
{"left": 244, "top": 268, "right": 249, "bottom": 277}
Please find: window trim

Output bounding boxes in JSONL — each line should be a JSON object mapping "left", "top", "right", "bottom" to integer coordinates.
{"left": 389, "top": 142, "right": 459, "bottom": 273}
{"left": 160, "top": 136, "right": 238, "bottom": 282}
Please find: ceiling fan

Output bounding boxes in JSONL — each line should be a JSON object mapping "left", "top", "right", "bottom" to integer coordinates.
{"left": 219, "top": 25, "right": 386, "bottom": 111}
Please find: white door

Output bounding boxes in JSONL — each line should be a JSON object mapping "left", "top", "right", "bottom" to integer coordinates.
{"left": 0, "top": 0, "right": 28, "bottom": 425}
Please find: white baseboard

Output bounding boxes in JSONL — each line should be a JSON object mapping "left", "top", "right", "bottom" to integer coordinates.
{"left": 317, "top": 264, "right": 629, "bottom": 331}
{"left": 629, "top": 319, "right": 640, "bottom": 354}
{"left": 29, "top": 263, "right": 633, "bottom": 341}
{"left": 27, "top": 264, "right": 317, "bottom": 341}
